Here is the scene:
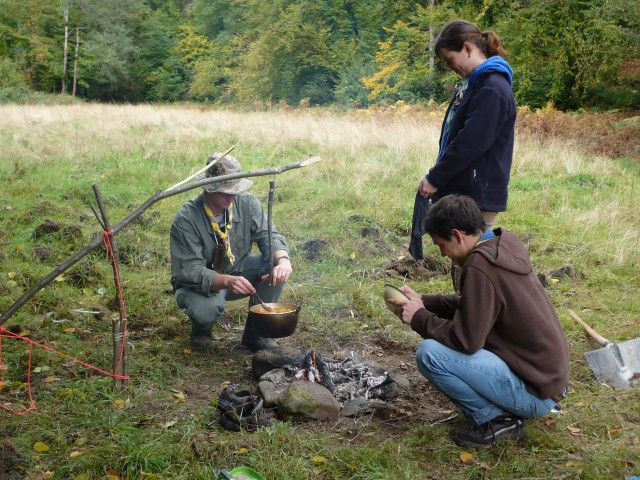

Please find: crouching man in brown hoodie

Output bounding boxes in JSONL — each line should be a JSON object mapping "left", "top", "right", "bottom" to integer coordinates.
{"left": 389, "top": 195, "right": 569, "bottom": 448}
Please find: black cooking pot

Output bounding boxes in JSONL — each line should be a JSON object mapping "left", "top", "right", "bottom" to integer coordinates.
{"left": 248, "top": 302, "right": 300, "bottom": 338}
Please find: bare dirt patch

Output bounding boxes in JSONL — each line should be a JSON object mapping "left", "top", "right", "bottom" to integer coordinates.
{"left": 385, "top": 254, "right": 449, "bottom": 281}
{"left": 131, "top": 327, "right": 455, "bottom": 447}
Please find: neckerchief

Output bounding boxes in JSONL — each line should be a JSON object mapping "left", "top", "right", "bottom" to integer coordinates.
{"left": 202, "top": 197, "right": 235, "bottom": 263}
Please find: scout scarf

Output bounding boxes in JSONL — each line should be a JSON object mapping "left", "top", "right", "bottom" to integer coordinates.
{"left": 203, "top": 199, "right": 235, "bottom": 263}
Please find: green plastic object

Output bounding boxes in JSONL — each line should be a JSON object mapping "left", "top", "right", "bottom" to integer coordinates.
{"left": 229, "top": 466, "right": 266, "bottom": 480}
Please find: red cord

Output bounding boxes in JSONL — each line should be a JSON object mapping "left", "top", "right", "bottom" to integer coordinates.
{"left": 0, "top": 230, "right": 131, "bottom": 415}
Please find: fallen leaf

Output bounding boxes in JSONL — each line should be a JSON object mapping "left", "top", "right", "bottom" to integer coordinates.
{"left": 234, "top": 448, "right": 249, "bottom": 455}
{"left": 567, "top": 426, "right": 581, "bottom": 434}
{"left": 160, "top": 420, "right": 177, "bottom": 429}
{"left": 33, "top": 442, "right": 50, "bottom": 452}
{"left": 313, "top": 456, "right": 326, "bottom": 463}
{"left": 140, "top": 473, "right": 159, "bottom": 479}
{"left": 44, "top": 376, "right": 59, "bottom": 383}
{"left": 73, "top": 474, "right": 90, "bottom": 480}
{"left": 459, "top": 451, "right": 474, "bottom": 464}
{"left": 74, "top": 437, "right": 88, "bottom": 446}
{"left": 608, "top": 426, "right": 622, "bottom": 437}
{"left": 183, "top": 348, "right": 192, "bottom": 355}
{"left": 55, "top": 276, "right": 65, "bottom": 282}
{"left": 171, "top": 391, "right": 186, "bottom": 403}
{"left": 69, "top": 451, "right": 83, "bottom": 458}
{"left": 33, "top": 366, "right": 50, "bottom": 373}
{"left": 113, "top": 398, "right": 130, "bottom": 409}
{"left": 62, "top": 327, "right": 76, "bottom": 334}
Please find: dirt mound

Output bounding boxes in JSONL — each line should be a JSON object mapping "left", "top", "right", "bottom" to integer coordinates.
{"left": 386, "top": 254, "right": 449, "bottom": 281}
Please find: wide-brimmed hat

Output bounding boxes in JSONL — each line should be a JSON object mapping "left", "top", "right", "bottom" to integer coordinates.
{"left": 198, "top": 153, "right": 253, "bottom": 194}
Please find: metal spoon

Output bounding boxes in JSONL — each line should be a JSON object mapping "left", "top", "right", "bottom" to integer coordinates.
{"left": 253, "top": 292, "right": 273, "bottom": 312}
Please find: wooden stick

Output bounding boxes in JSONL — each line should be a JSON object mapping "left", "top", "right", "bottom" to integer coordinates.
{"left": 92, "top": 184, "right": 128, "bottom": 389}
{"left": 568, "top": 309, "right": 611, "bottom": 347}
{"left": 0, "top": 156, "right": 321, "bottom": 325}
{"left": 268, "top": 180, "right": 276, "bottom": 285}
{"left": 164, "top": 145, "right": 235, "bottom": 192}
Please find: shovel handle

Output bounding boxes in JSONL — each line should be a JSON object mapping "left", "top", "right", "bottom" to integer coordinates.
{"left": 568, "top": 309, "right": 610, "bottom": 347}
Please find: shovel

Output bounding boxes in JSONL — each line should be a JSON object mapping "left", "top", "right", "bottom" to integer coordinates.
{"left": 568, "top": 309, "right": 640, "bottom": 388}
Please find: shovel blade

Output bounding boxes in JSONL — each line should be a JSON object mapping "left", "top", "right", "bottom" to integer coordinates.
{"left": 584, "top": 338, "right": 640, "bottom": 388}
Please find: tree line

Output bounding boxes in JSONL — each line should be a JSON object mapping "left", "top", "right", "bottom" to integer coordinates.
{"left": 0, "top": 0, "right": 638, "bottom": 110}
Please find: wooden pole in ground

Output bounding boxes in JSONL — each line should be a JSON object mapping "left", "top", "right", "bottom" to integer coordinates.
{"left": 0, "top": 156, "right": 321, "bottom": 325}
{"left": 92, "top": 184, "right": 128, "bottom": 389}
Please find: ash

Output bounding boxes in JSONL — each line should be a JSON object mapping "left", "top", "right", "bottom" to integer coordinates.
{"left": 290, "top": 351, "right": 395, "bottom": 405}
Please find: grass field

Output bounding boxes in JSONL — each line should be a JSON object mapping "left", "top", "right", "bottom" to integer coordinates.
{"left": 0, "top": 103, "right": 639, "bottom": 479}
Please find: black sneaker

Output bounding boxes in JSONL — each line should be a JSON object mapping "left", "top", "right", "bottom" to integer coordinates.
{"left": 454, "top": 414, "right": 524, "bottom": 448}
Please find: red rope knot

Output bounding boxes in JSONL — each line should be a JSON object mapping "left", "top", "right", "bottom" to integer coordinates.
{"left": 102, "top": 229, "right": 115, "bottom": 261}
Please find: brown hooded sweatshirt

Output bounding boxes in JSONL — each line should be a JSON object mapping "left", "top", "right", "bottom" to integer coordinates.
{"left": 410, "top": 228, "right": 569, "bottom": 399}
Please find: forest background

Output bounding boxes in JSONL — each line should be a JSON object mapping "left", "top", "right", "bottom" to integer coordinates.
{"left": 1, "top": 0, "right": 639, "bottom": 111}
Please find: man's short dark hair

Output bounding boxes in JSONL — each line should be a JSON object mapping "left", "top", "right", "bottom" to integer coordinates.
{"left": 424, "top": 195, "right": 485, "bottom": 240}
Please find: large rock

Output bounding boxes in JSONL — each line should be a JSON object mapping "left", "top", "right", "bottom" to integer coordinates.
{"left": 276, "top": 381, "right": 340, "bottom": 421}
{"left": 257, "top": 368, "right": 290, "bottom": 407}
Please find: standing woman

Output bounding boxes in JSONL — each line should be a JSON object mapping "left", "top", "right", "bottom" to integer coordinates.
{"left": 419, "top": 20, "right": 516, "bottom": 230}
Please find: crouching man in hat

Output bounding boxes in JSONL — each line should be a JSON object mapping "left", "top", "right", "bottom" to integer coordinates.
{"left": 170, "top": 153, "right": 292, "bottom": 351}
{"left": 389, "top": 195, "right": 568, "bottom": 448}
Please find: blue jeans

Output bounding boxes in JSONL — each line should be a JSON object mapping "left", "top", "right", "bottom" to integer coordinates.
{"left": 175, "top": 253, "right": 284, "bottom": 330}
{"left": 416, "top": 339, "right": 557, "bottom": 425}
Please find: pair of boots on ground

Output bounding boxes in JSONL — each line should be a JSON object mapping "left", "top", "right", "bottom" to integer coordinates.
{"left": 190, "top": 315, "right": 277, "bottom": 352}
{"left": 216, "top": 387, "right": 272, "bottom": 432}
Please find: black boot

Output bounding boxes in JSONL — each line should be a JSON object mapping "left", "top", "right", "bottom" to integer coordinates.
{"left": 190, "top": 321, "right": 213, "bottom": 350}
{"left": 241, "top": 317, "right": 278, "bottom": 352}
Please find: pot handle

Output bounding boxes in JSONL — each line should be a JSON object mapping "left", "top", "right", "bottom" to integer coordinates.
{"left": 285, "top": 281, "right": 299, "bottom": 302}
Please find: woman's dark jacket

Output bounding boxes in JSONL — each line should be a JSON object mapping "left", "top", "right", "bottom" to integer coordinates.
{"left": 427, "top": 70, "right": 516, "bottom": 212}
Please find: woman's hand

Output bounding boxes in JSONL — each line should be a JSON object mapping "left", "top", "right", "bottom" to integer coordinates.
{"left": 418, "top": 177, "right": 438, "bottom": 198}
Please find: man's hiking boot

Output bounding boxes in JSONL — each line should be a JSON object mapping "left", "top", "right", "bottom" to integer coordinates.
{"left": 190, "top": 322, "right": 213, "bottom": 350}
{"left": 454, "top": 414, "right": 524, "bottom": 448}
{"left": 241, "top": 317, "right": 278, "bottom": 352}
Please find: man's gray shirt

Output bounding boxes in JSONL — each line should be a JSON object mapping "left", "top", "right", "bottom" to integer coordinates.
{"left": 170, "top": 193, "right": 289, "bottom": 296}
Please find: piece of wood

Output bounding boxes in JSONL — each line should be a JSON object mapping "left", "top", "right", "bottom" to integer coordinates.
{"left": 268, "top": 180, "right": 276, "bottom": 285}
{"left": 165, "top": 145, "right": 234, "bottom": 192}
{"left": 92, "top": 184, "right": 128, "bottom": 388}
{"left": 568, "top": 309, "right": 610, "bottom": 347}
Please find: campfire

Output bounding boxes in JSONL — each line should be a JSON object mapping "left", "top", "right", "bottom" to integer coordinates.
{"left": 252, "top": 347, "right": 409, "bottom": 421}
{"left": 290, "top": 350, "right": 397, "bottom": 405}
